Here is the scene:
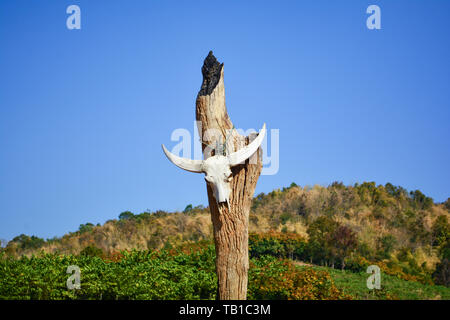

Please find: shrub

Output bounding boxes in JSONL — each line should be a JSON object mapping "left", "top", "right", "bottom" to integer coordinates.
{"left": 433, "top": 258, "right": 450, "bottom": 287}
{"left": 432, "top": 215, "right": 450, "bottom": 247}
{"left": 248, "top": 256, "right": 350, "bottom": 300}
{"left": 279, "top": 212, "right": 291, "bottom": 225}
{"left": 80, "top": 245, "right": 104, "bottom": 258}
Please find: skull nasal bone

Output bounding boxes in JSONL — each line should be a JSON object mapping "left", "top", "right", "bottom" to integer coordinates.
{"left": 216, "top": 183, "right": 227, "bottom": 203}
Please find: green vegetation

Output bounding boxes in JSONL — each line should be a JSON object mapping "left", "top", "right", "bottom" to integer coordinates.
{"left": 0, "top": 243, "right": 216, "bottom": 300}
{"left": 1, "top": 240, "right": 448, "bottom": 300}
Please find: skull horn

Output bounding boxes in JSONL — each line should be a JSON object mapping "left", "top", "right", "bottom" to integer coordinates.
{"left": 161, "top": 144, "right": 203, "bottom": 173}
{"left": 228, "top": 123, "right": 266, "bottom": 167}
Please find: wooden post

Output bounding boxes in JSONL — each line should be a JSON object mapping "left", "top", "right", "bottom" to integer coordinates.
{"left": 196, "top": 51, "right": 263, "bottom": 300}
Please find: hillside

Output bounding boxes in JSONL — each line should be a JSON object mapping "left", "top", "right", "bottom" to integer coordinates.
{"left": 2, "top": 181, "right": 450, "bottom": 289}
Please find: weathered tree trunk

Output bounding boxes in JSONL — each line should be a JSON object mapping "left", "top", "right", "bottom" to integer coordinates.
{"left": 196, "top": 52, "right": 263, "bottom": 300}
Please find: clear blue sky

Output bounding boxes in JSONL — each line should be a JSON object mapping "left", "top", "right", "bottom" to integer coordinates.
{"left": 1, "top": 1, "right": 449, "bottom": 242}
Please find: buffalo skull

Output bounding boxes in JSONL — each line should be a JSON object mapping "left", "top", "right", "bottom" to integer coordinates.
{"left": 162, "top": 124, "right": 266, "bottom": 204}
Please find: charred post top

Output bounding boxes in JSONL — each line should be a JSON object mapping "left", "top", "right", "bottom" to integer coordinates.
{"left": 198, "top": 51, "right": 224, "bottom": 96}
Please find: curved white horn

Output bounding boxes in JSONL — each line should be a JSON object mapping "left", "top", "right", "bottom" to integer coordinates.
{"left": 228, "top": 123, "right": 266, "bottom": 167}
{"left": 162, "top": 144, "right": 203, "bottom": 173}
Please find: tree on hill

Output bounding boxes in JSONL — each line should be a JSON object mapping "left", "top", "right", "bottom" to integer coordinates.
{"left": 410, "top": 190, "right": 433, "bottom": 210}
{"left": 10, "top": 234, "right": 44, "bottom": 250}
{"left": 119, "top": 211, "right": 135, "bottom": 220}
{"left": 306, "top": 216, "right": 339, "bottom": 266}
{"left": 385, "top": 182, "right": 407, "bottom": 199}
{"left": 183, "top": 204, "right": 193, "bottom": 213}
{"left": 330, "top": 225, "right": 358, "bottom": 269}
{"left": 78, "top": 223, "right": 94, "bottom": 234}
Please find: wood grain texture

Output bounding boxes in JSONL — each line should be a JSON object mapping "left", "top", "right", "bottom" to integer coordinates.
{"left": 196, "top": 54, "right": 263, "bottom": 300}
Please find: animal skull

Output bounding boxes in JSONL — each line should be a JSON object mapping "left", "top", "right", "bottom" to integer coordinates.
{"left": 162, "top": 124, "right": 266, "bottom": 204}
